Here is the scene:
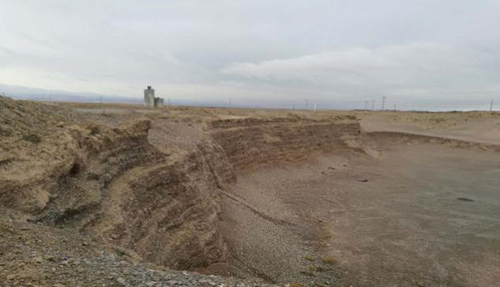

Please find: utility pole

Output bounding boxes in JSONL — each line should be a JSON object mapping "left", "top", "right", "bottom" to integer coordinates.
{"left": 371, "top": 100, "right": 375, "bottom": 111}
{"left": 100, "top": 95, "right": 104, "bottom": 114}
{"left": 292, "top": 104, "right": 295, "bottom": 111}
{"left": 229, "top": 98, "right": 232, "bottom": 109}
{"left": 306, "top": 99, "right": 309, "bottom": 110}
{"left": 490, "top": 100, "right": 494, "bottom": 112}
{"left": 314, "top": 103, "right": 317, "bottom": 112}
{"left": 381, "top": 96, "right": 386, "bottom": 110}
{"left": 365, "top": 101, "right": 368, "bottom": 110}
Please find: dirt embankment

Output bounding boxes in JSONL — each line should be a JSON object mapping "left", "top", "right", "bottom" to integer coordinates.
{"left": 208, "top": 116, "right": 361, "bottom": 170}
{"left": 201, "top": 116, "right": 363, "bottom": 283}
{"left": 0, "top": 96, "right": 362, "bottom": 284}
{"left": 0, "top": 96, "right": 231, "bottom": 272}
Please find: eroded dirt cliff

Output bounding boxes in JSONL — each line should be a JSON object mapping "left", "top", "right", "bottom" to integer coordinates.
{"left": 208, "top": 116, "right": 361, "bottom": 170}
{"left": 0, "top": 96, "right": 362, "bottom": 286}
{"left": 0, "top": 96, "right": 230, "bottom": 272}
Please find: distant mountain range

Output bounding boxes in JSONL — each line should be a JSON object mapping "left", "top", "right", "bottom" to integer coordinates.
{"left": 1, "top": 83, "right": 495, "bottom": 111}
{"left": 0, "top": 83, "right": 236, "bottom": 108}
{"left": 0, "top": 83, "right": 142, "bottom": 103}
{"left": 0, "top": 83, "right": 270, "bottom": 109}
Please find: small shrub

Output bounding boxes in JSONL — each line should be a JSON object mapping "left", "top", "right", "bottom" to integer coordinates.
{"left": 321, "top": 255, "right": 337, "bottom": 265}
{"left": 304, "top": 255, "right": 316, "bottom": 261}
{"left": 307, "top": 265, "right": 318, "bottom": 272}
{"left": 22, "top": 134, "right": 41, "bottom": 144}
{"left": 113, "top": 247, "right": 127, "bottom": 257}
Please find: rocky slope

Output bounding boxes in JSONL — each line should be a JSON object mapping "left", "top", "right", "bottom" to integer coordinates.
{"left": 0, "top": 213, "right": 272, "bottom": 287}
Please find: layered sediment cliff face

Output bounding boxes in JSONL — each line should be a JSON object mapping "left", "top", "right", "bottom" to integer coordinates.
{"left": 0, "top": 96, "right": 361, "bottom": 273}
{"left": 0, "top": 97, "right": 229, "bottom": 270}
{"left": 208, "top": 117, "right": 361, "bottom": 169}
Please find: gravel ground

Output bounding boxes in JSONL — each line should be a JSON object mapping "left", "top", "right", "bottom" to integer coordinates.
{"left": 0, "top": 215, "right": 276, "bottom": 287}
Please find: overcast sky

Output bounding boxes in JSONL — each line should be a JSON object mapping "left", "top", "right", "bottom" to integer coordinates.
{"left": 1, "top": 0, "right": 500, "bottom": 107}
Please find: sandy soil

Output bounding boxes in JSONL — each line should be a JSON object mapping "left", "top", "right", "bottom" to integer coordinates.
{"left": 359, "top": 112, "right": 500, "bottom": 145}
{"left": 221, "top": 141, "right": 500, "bottom": 286}
{"left": 330, "top": 143, "right": 500, "bottom": 287}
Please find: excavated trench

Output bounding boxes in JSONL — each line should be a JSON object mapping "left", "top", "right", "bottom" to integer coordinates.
{"left": 2, "top": 97, "right": 499, "bottom": 286}
{"left": 0, "top": 96, "right": 361, "bottom": 284}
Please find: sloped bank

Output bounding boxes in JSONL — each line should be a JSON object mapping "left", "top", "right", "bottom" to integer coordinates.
{"left": 0, "top": 96, "right": 230, "bottom": 271}
{"left": 202, "top": 116, "right": 362, "bottom": 283}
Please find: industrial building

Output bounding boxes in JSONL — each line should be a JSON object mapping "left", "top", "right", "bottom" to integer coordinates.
{"left": 144, "top": 86, "right": 164, "bottom": 108}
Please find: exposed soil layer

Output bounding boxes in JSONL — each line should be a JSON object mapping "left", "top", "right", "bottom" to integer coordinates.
{"left": 208, "top": 117, "right": 360, "bottom": 170}
{"left": 0, "top": 97, "right": 234, "bottom": 286}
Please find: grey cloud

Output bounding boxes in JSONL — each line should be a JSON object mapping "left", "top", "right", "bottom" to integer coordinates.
{"left": 0, "top": 0, "right": 499, "bottom": 105}
{"left": 222, "top": 43, "right": 500, "bottom": 100}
